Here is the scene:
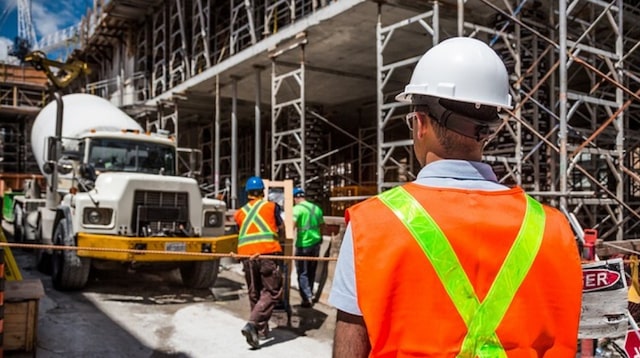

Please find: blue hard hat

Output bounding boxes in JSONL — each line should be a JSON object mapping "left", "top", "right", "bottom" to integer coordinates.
{"left": 245, "top": 176, "right": 265, "bottom": 192}
{"left": 293, "top": 187, "right": 305, "bottom": 197}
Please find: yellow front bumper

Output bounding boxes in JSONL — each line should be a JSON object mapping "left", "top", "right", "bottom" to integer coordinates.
{"left": 77, "top": 233, "right": 238, "bottom": 262}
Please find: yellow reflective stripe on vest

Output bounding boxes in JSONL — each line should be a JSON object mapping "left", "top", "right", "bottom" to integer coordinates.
{"left": 238, "top": 200, "right": 275, "bottom": 247}
{"left": 378, "top": 187, "right": 545, "bottom": 357}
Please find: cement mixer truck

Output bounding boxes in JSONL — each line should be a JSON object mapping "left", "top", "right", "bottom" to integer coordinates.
{"left": 14, "top": 93, "right": 236, "bottom": 290}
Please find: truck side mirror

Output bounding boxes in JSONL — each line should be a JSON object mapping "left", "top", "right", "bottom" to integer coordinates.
{"left": 57, "top": 158, "right": 74, "bottom": 175}
{"left": 46, "top": 136, "right": 57, "bottom": 161}
{"left": 79, "top": 163, "right": 97, "bottom": 181}
{"left": 42, "top": 160, "right": 55, "bottom": 174}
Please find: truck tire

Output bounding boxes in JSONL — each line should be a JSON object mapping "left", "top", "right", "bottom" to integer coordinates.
{"left": 12, "top": 204, "right": 24, "bottom": 242}
{"left": 35, "top": 213, "right": 52, "bottom": 275}
{"left": 180, "top": 260, "right": 220, "bottom": 289}
{"left": 51, "top": 218, "right": 90, "bottom": 290}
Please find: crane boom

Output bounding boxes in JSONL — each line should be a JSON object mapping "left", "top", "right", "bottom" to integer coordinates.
{"left": 17, "top": 0, "right": 36, "bottom": 48}
{"left": 24, "top": 50, "right": 90, "bottom": 89}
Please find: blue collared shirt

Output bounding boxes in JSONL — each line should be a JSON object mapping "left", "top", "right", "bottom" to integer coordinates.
{"left": 328, "top": 160, "right": 509, "bottom": 315}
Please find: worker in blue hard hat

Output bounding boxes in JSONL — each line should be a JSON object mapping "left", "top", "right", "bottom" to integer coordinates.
{"left": 292, "top": 187, "right": 325, "bottom": 308}
{"left": 234, "top": 176, "right": 285, "bottom": 349}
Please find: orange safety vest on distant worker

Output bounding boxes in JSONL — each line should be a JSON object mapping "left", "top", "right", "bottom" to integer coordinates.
{"left": 234, "top": 199, "right": 282, "bottom": 256}
{"left": 347, "top": 184, "right": 582, "bottom": 357}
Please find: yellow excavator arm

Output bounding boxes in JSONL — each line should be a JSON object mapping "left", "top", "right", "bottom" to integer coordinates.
{"left": 24, "top": 50, "right": 91, "bottom": 89}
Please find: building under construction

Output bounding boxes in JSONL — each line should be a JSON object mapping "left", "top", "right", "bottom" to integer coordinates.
{"left": 2, "top": 0, "right": 640, "bottom": 243}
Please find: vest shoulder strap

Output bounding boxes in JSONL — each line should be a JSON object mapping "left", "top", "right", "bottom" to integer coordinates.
{"left": 239, "top": 200, "right": 271, "bottom": 237}
{"left": 378, "top": 186, "right": 545, "bottom": 357}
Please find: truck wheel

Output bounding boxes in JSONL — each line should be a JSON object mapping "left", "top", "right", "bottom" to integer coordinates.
{"left": 35, "top": 214, "right": 52, "bottom": 275}
{"left": 180, "top": 260, "right": 220, "bottom": 289}
{"left": 51, "top": 218, "right": 90, "bottom": 290}
{"left": 13, "top": 204, "right": 24, "bottom": 242}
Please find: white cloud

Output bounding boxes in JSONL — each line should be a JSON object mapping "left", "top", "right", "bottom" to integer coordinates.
{"left": 0, "top": 36, "right": 11, "bottom": 61}
{"left": 1, "top": 0, "right": 85, "bottom": 38}
{"left": 0, "top": 0, "right": 17, "bottom": 13}
{"left": 31, "top": 1, "right": 68, "bottom": 38}
{"left": 24, "top": 1, "right": 78, "bottom": 35}
{"left": 1, "top": 0, "right": 85, "bottom": 59}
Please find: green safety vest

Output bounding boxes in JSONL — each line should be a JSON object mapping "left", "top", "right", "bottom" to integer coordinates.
{"left": 294, "top": 201, "right": 323, "bottom": 247}
{"left": 378, "top": 186, "right": 545, "bottom": 357}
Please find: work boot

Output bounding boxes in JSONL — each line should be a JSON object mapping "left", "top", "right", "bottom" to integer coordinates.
{"left": 241, "top": 322, "right": 260, "bottom": 349}
{"left": 258, "top": 330, "right": 269, "bottom": 341}
{"left": 301, "top": 293, "right": 315, "bottom": 308}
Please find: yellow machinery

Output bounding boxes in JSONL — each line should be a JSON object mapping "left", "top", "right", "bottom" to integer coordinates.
{"left": 23, "top": 50, "right": 90, "bottom": 89}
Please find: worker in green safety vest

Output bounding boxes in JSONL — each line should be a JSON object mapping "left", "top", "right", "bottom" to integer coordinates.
{"left": 292, "top": 187, "right": 325, "bottom": 308}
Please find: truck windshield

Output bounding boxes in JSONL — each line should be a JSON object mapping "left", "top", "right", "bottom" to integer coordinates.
{"left": 88, "top": 138, "right": 176, "bottom": 175}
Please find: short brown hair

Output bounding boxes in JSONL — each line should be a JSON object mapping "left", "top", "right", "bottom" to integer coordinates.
{"left": 414, "top": 105, "right": 481, "bottom": 154}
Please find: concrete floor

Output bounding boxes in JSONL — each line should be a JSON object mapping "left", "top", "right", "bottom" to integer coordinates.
{"left": 4, "top": 243, "right": 337, "bottom": 357}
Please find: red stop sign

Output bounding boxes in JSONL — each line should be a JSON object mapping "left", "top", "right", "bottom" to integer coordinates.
{"left": 625, "top": 330, "right": 640, "bottom": 358}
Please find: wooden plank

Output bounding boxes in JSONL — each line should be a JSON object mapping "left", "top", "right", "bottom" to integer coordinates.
{"left": 5, "top": 279, "right": 45, "bottom": 301}
{"left": 0, "top": 64, "right": 48, "bottom": 86}
{"left": 596, "top": 238, "right": 640, "bottom": 257}
{"left": 0, "top": 173, "right": 46, "bottom": 192}
{"left": 317, "top": 221, "right": 346, "bottom": 304}
{"left": 3, "top": 279, "right": 44, "bottom": 352}
{"left": 4, "top": 301, "right": 30, "bottom": 351}
{"left": 4, "top": 298, "right": 40, "bottom": 352}
{"left": 25, "top": 300, "right": 37, "bottom": 351}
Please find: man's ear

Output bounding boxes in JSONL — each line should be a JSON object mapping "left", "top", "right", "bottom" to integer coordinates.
{"left": 415, "top": 113, "right": 428, "bottom": 138}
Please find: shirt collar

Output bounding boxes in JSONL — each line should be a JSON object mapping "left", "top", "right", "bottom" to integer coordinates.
{"left": 417, "top": 160, "right": 499, "bottom": 182}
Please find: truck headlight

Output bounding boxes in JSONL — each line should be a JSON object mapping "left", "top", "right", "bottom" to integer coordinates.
{"left": 83, "top": 208, "right": 113, "bottom": 226}
{"left": 204, "top": 211, "right": 222, "bottom": 228}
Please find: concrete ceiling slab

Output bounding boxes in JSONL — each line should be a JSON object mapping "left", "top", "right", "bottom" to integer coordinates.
{"left": 176, "top": 0, "right": 517, "bottom": 111}
{"left": 179, "top": 1, "right": 425, "bottom": 108}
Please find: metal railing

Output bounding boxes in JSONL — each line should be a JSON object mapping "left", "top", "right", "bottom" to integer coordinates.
{"left": 85, "top": 72, "right": 149, "bottom": 107}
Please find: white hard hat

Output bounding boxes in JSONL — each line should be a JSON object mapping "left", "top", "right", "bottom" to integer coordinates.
{"left": 396, "top": 37, "right": 513, "bottom": 109}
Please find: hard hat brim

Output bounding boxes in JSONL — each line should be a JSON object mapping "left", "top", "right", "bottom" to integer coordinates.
{"left": 395, "top": 91, "right": 513, "bottom": 110}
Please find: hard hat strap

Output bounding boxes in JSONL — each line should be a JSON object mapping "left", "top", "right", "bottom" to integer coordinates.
{"left": 439, "top": 108, "right": 497, "bottom": 142}
{"left": 416, "top": 97, "right": 502, "bottom": 141}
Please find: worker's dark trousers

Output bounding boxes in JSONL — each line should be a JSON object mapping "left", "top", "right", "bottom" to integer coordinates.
{"left": 295, "top": 243, "right": 321, "bottom": 303}
{"left": 242, "top": 257, "right": 283, "bottom": 335}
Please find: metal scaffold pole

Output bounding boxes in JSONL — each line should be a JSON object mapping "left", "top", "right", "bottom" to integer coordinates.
{"left": 255, "top": 65, "right": 263, "bottom": 177}
{"left": 231, "top": 76, "right": 239, "bottom": 209}
{"left": 558, "top": 0, "right": 568, "bottom": 213}
{"left": 614, "top": 0, "right": 625, "bottom": 241}
{"left": 270, "top": 33, "right": 307, "bottom": 188}
{"left": 375, "top": 3, "right": 437, "bottom": 192}
{"left": 215, "top": 75, "right": 221, "bottom": 196}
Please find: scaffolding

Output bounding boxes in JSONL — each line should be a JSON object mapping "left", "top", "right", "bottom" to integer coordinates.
{"left": 375, "top": 5, "right": 438, "bottom": 192}
{"left": 57, "top": 0, "right": 640, "bottom": 240}
{"left": 270, "top": 34, "right": 307, "bottom": 190}
{"left": 0, "top": 64, "right": 48, "bottom": 176}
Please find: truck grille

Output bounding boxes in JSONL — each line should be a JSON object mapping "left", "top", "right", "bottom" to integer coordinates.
{"left": 132, "top": 190, "right": 189, "bottom": 236}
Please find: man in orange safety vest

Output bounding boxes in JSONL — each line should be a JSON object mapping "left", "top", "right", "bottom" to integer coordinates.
{"left": 235, "top": 176, "right": 284, "bottom": 349}
{"left": 329, "top": 37, "right": 583, "bottom": 357}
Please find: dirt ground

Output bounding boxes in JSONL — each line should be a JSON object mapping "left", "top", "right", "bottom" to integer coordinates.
{"left": 3, "top": 244, "right": 337, "bottom": 357}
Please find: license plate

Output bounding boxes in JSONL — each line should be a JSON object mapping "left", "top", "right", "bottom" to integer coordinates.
{"left": 165, "top": 242, "right": 186, "bottom": 252}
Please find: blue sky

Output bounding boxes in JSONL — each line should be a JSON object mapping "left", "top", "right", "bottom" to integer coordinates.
{"left": 0, "top": 0, "right": 91, "bottom": 61}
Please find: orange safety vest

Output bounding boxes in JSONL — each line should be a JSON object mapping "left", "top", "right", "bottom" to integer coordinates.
{"left": 348, "top": 184, "right": 582, "bottom": 357}
{"left": 234, "top": 199, "right": 282, "bottom": 256}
